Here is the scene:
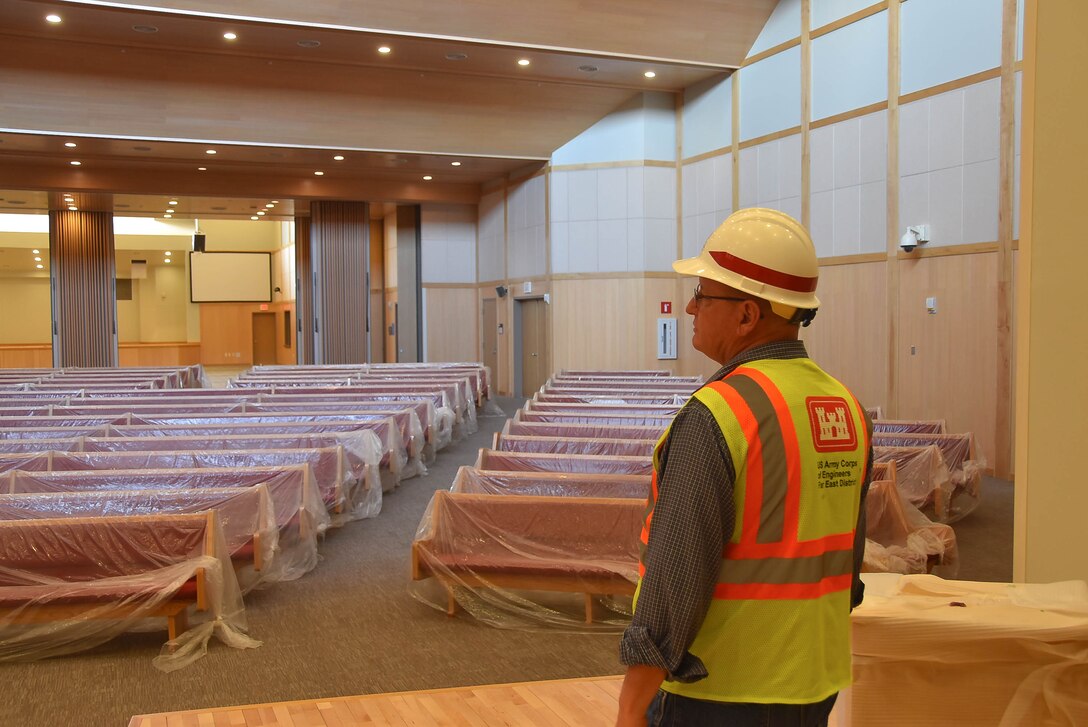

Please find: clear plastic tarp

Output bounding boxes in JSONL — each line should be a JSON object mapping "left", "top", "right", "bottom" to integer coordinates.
{"left": 410, "top": 490, "right": 642, "bottom": 629}
{"left": 451, "top": 467, "right": 650, "bottom": 499}
{"left": 556, "top": 369, "right": 686, "bottom": 378}
{"left": 0, "top": 452, "right": 52, "bottom": 474}
{"left": 873, "top": 445, "right": 955, "bottom": 522}
{"left": 0, "top": 511, "right": 260, "bottom": 671}
{"left": 873, "top": 433, "right": 984, "bottom": 522}
{"left": 7, "top": 465, "right": 327, "bottom": 579}
{"left": 0, "top": 486, "right": 280, "bottom": 590}
{"left": 515, "top": 411, "right": 674, "bottom": 428}
{"left": 0, "top": 426, "right": 108, "bottom": 439}
{"left": 535, "top": 393, "right": 689, "bottom": 406}
{"left": 872, "top": 419, "right": 946, "bottom": 434}
{"left": 495, "top": 434, "right": 657, "bottom": 458}
{"left": 832, "top": 573, "right": 1088, "bottom": 727}
{"left": 862, "top": 480, "right": 958, "bottom": 577}
{"left": 526, "top": 403, "right": 681, "bottom": 416}
{"left": 504, "top": 421, "right": 663, "bottom": 441}
{"left": 0, "top": 438, "right": 82, "bottom": 454}
{"left": 474, "top": 449, "right": 653, "bottom": 476}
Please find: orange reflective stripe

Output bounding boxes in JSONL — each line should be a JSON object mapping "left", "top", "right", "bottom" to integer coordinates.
{"left": 713, "top": 573, "right": 851, "bottom": 601}
{"left": 733, "top": 366, "right": 802, "bottom": 543}
{"left": 706, "top": 381, "right": 763, "bottom": 545}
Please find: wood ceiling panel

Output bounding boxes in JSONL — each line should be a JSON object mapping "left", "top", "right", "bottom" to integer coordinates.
{"left": 47, "top": 0, "right": 774, "bottom": 66}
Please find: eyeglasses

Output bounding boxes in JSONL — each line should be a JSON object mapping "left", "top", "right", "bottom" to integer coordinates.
{"left": 692, "top": 285, "right": 749, "bottom": 304}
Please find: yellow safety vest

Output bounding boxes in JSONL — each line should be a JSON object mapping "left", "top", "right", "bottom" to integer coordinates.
{"left": 636, "top": 357, "right": 870, "bottom": 705}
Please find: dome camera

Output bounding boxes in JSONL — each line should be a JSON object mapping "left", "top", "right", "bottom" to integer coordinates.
{"left": 900, "top": 225, "right": 930, "bottom": 253}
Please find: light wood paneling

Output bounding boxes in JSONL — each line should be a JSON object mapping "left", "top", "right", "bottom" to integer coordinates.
{"left": 424, "top": 287, "right": 479, "bottom": 363}
{"left": 199, "top": 302, "right": 294, "bottom": 366}
{"left": 118, "top": 343, "right": 201, "bottom": 368}
{"left": 0, "top": 344, "right": 52, "bottom": 368}
{"left": 129, "top": 675, "right": 624, "bottom": 727}
{"left": 802, "top": 261, "right": 889, "bottom": 412}
{"left": 897, "top": 253, "right": 998, "bottom": 465}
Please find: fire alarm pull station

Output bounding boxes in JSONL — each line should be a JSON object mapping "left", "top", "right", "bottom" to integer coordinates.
{"left": 661, "top": 301, "right": 672, "bottom": 314}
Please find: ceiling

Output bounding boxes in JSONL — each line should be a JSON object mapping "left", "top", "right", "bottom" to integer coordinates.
{"left": 0, "top": 0, "right": 774, "bottom": 221}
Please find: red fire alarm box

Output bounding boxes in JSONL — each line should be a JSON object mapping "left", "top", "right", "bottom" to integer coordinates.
{"left": 661, "top": 301, "right": 672, "bottom": 314}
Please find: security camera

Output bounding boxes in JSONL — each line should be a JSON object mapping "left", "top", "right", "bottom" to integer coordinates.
{"left": 900, "top": 225, "right": 930, "bottom": 253}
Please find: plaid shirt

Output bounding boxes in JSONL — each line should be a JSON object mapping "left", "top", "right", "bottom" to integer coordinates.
{"left": 619, "top": 340, "right": 871, "bottom": 682}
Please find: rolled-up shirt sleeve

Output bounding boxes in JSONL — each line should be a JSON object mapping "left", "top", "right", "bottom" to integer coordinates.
{"left": 619, "top": 401, "right": 736, "bottom": 683}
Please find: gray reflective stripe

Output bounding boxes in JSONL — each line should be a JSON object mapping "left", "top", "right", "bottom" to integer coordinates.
{"left": 727, "top": 375, "right": 787, "bottom": 544}
{"left": 717, "top": 548, "right": 854, "bottom": 585}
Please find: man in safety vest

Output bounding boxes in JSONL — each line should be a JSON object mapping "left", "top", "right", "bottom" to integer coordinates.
{"left": 616, "top": 208, "right": 872, "bottom": 727}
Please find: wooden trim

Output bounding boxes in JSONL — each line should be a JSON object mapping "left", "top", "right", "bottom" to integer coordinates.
{"left": 896, "top": 242, "right": 999, "bottom": 260}
{"left": 899, "top": 67, "right": 1002, "bottom": 106}
{"left": 810, "top": 101, "right": 889, "bottom": 130}
{"left": 675, "top": 92, "right": 685, "bottom": 261}
{"left": 508, "top": 166, "right": 548, "bottom": 185}
{"left": 742, "top": 38, "right": 801, "bottom": 68}
{"left": 732, "top": 73, "right": 740, "bottom": 210}
{"left": 886, "top": 0, "right": 901, "bottom": 419}
{"left": 680, "top": 145, "right": 732, "bottom": 166}
{"left": 550, "top": 271, "right": 677, "bottom": 281}
{"left": 1012, "top": 238, "right": 1019, "bottom": 250}
{"left": 544, "top": 167, "right": 552, "bottom": 277}
{"left": 548, "top": 159, "right": 673, "bottom": 172}
{"left": 810, "top": 2, "right": 889, "bottom": 40}
{"left": 800, "top": 0, "right": 812, "bottom": 228}
{"left": 1014, "top": 59, "right": 1023, "bottom": 73}
{"left": 994, "top": 0, "right": 1019, "bottom": 478}
{"left": 818, "top": 252, "right": 887, "bottom": 267}
{"left": 738, "top": 126, "right": 802, "bottom": 150}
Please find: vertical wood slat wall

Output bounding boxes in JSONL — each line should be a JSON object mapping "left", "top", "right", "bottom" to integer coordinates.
{"left": 310, "top": 201, "right": 369, "bottom": 364}
{"left": 294, "top": 215, "right": 314, "bottom": 364}
{"left": 48, "top": 210, "right": 118, "bottom": 367}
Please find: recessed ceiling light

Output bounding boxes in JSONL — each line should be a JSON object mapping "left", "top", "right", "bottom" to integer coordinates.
{"left": 423, "top": 175, "right": 433, "bottom": 181}
{"left": 163, "top": 214, "right": 172, "bottom": 218}
{"left": 163, "top": 258, "right": 171, "bottom": 263}
{"left": 198, "top": 167, "right": 207, "bottom": 171}
{"left": 578, "top": 65, "right": 599, "bottom": 73}
{"left": 314, "top": 171, "right": 324, "bottom": 176}
{"left": 133, "top": 25, "right": 158, "bottom": 33}
{"left": 450, "top": 161, "right": 461, "bottom": 166}
{"left": 644, "top": 71, "right": 656, "bottom": 78}
{"left": 46, "top": 14, "right": 61, "bottom": 24}
{"left": 223, "top": 32, "right": 237, "bottom": 41}
{"left": 297, "top": 40, "right": 321, "bottom": 48}
{"left": 68, "top": 206, "right": 78, "bottom": 211}
{"left": 32, "top": 249, "right": 40, "bottom": 254}
{"left": 205, "top": 149, "right": 217, "bottom": 155}
{"left": 378, "top": 46, "right": 392, "bottom": 54}
{"left": 333, "top": 155, "right": 345, "bottom": 161}
{"left": 64, "top": 142, "right": 77, "bottom": 148}
{"left": 251, "top": 216, "right": 258, "bottom": 220}
{"left": 271, "top": 200, "right": 279, "bottom": 204}
{"left": 33, "top": 257, "right": 41, "bottom": 262}
{"left": 517, "top": 59, "right": 531, "bottom": 66}
{"left": 165, "top": 251, "right": 172, "bottom": 256}
{"left": 445, "top": 52, "right": 468, "bottom": 61}
{"left": 70, "top": 160, "right": 81, "bottom": 166}
{"left": 169, "top": 200, "right": 178, "bottom": 205}
{"left": 36, "top": 264, "right": 44, "bottom": 269}
{"left": 257, "top": 211, "right": 266, "bottom": 216}
{"left": 265, "top": 203, "right": 274, "bottom": 208}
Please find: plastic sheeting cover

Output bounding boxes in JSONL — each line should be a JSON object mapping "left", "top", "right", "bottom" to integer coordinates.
{"left": 496, "top": 435, "right": 656, "bottom": 458}
{"left": 862, "top": 480, "right": 958, "bottom": 577}
{"left": 451, "top": 467, "right": 650, "bottom": 499}
{"left": 410, "top": 491, "right": 642, "bottom": 630}
{"left": 474, "top": 449, "right": 653, "bottom": 476}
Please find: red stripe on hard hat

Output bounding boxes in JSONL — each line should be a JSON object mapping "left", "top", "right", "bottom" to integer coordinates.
{"left": 709, "top": 250, "right": 817, "bottom": 293}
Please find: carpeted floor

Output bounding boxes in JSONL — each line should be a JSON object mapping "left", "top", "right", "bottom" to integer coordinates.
{"left": 0, "top": 396, "right": 1014, "bottom": 726}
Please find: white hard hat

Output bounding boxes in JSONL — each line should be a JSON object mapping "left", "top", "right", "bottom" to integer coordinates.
{"left": 673, "top": 207, "right": 820, "bottom": 321}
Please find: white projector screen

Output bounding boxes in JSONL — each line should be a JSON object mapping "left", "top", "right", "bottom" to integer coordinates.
{"left": 189, "top": 252, "right": 272, "bottom": 303}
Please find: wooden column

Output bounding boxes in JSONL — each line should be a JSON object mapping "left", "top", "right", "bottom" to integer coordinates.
{"left": 48, "top": 210, "right": 118, "bottom": 367}
{"left": 294, "top": 215, "right": 314, "bottom": 364}
{"left": 310, "top": 201, "right": 369, "bottom": 365}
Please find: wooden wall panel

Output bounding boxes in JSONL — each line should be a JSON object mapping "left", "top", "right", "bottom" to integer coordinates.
{"left": 424, "top": 287, "right": 479, "bottom": 363}
{"left": 897, "top": 252, "right": 998, "bottom": 464}
{"left": 198, "top": 302, "right": 294, "bottom": 366}
{"left": 0, "top": 345, "right": 52, "bottom": 368}
{"left": 802, "top": 261, "right": 889, "bottom": 411}
{"left": 118, "top": 343, "right": 201, "bottom": 367}
{"left": 370, "top": 219, "right": 385, "bottom": 363}
{"left": 294, "top": 215, "right": 313, "bottom": 365}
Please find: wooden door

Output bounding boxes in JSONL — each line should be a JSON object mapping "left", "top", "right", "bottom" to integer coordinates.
{"left": 252, "top": 312, "right": 277, "bottom": 365}
{"left": 519, "top": 298, "right": 549, "bottom": 396}
{"left": 482, "top": 298, "right": 498, "bottom": 385}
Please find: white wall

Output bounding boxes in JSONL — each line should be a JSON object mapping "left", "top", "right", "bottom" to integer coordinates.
{"left": 506, "top": 176, "right": 547, "bottom": 279}
{"left": 477, "top": 188, "right": 505, "bottom": 282}
{"left": 421, "top": 203, "right": 477, "bottom": 284}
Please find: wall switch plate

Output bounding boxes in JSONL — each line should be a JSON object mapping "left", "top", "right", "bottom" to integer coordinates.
{"left": 926, "top": 296, "right": 937, "bottom": 314}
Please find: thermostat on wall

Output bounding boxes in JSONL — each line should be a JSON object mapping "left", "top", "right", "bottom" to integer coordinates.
{"left": 657, "top": 318, "right": 677, "bottom": 360}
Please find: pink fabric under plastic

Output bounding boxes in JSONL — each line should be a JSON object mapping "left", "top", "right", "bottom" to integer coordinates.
{"left": 504, "top": 421, "right": 663, "bottom": 441}
{"left": 451, "top": 467, "right": 650, "bottom": 499}
{"left": 474, "top": 449, "right": 653, "bottom": 476}
{"left": 872, "top": 419, "right": 946, "bottom": 434}
{"left": 496, "top": 434, "right": 656, "bottom": 458}
{"left": 515, "top": 411, "right": 675, "bottom": 428}
{"left": 873, "top": 433, "right": 983, "bottom": 523}
{"left": 863, "top": 479, "right": 958, "bottom": 577}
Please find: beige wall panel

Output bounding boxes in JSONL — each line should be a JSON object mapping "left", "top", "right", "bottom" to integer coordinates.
{"left": 897, "top": 253, "right": 998, "bottom": 465}
{"left": 119, "top": 343, "right": 201, "bottom": 367}
{"left": 0, "top": 277, "right": 52, "bottom": 344}
{"left": 424, "top": 287, "right": 479, "bottom": 363}
{"left": 384, "top": 291, "right": 398, "bottom": 364}
{"left": 109, "top": 0, "right": 772, "bottom": 66}
{"left": 137, "top": 265, "right": 189, "bottom": 342}
{"left": 0, "top": 36, "right": 631, "bottom": 159}
{"left": 198, "top": 301, "right": 294, "bottom": 366}
{"left": 802, "top": 261, "right": 889, "bottom": 412}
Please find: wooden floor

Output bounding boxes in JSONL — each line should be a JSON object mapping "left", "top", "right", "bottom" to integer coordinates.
{"left": 128, "top": 675, "right": 623, "bottom": 726}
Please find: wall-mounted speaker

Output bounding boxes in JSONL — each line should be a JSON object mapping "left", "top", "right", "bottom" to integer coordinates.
{"left": 192, "top": 233, "right": 206, "bottom": 252}
{"left": 495, "top": 285, "right": 508, "bottom": 298}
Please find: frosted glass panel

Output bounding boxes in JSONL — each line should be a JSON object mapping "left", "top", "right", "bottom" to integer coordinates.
{"left": 748, "top": 0, "right": 801, "bottom": 56}
{"left": 812, "top": 0, "right": 882, "bottom": 29}
{"left": 740, "top": 46, "right": 801, "bottom": 141}
{"left": 811, "top": 12, "right": 888, "bottom": 121}
{"left": 683, "top": 75, "right": 732, "bottom": 158}
{"left": 901, "top": 0, "right": 1002, "bottom": 95}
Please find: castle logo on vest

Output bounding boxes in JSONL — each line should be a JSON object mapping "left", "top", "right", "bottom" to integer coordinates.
{"left": 805, "top": 397, "right": 858, "bottom": 452}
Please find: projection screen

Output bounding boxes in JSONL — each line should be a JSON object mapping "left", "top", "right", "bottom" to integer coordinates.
{"left": 189, "top": 252, "right": 272, "bottom": 303}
